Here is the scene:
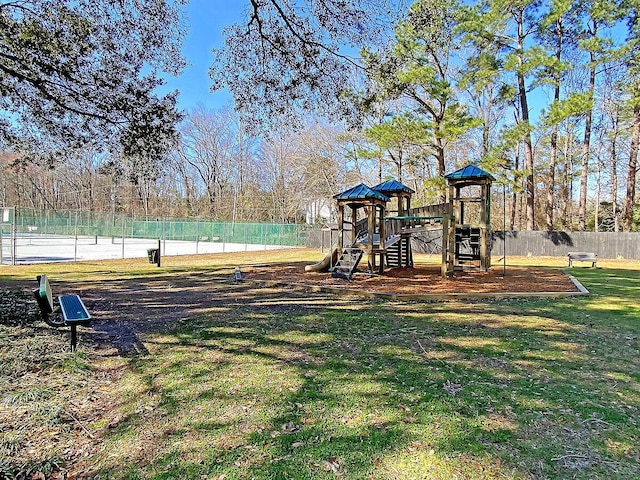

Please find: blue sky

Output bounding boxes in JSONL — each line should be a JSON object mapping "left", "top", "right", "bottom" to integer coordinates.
{"left": 164, "top": 1, "right": 630, "bottom": 120}
{"left": 160, "top": 1, "right": 247, "bottom": 112}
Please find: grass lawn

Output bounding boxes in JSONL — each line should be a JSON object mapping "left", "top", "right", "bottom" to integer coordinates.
{"left": 0, "top": 250, "right": 638, "bottom": 479}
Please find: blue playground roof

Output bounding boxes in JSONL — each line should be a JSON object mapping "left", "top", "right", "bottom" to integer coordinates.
{"left": 372, "top": 179, "right": 415, "bottom": 195}
{"left": 333, "top": 183, "right": 390, "bottom": 202}
{"left": 445, "top": 164, "right": 495, "bottom": 181}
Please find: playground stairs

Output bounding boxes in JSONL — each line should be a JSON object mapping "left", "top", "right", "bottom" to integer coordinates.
{"left": 386, "top": 236, "right": 413, "bottom": 268}
{"left": 331, "top": 247, "right": 364, "bottom": 280}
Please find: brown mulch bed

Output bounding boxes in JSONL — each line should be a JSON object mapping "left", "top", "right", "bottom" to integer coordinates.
{"left": 244, "top": 262, "right": 580, "bottom": 296}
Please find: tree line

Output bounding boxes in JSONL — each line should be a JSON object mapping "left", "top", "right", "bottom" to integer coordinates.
{"left": 2, "top": 1, "right": 640, "bottom": 231}
{"left": 1, "top": 112, "right": 375, "bottom": 224}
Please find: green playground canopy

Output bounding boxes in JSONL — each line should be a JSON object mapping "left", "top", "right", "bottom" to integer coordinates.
{"left": 444, "top": 164, "right": 495, "bottom": 181}
{"left": 372, "top": 179, "right": 415, "bottom": 195}
{"left": 333, "top": 183, "right": 390, "bottom": 202}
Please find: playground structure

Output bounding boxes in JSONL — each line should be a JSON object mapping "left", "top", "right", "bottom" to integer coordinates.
{"left": 305, "top": 164, "right": 495, "bottom": 279}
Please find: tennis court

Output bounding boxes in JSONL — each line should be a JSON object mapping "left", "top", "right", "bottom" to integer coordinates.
{"left": 0, "top": 207, "right": 304, "bottom": 265}
{"left": 0, "top": 233, "right": 291, "bottom": 265}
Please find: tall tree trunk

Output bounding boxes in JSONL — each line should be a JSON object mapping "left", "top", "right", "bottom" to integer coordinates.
{"left": 436, "top": 138, "right": 446, "bottom": 202}
{"left": 481, "top": 86, "right": 497, "bottom": 157}
{"left": 546, "top": 83, "right": 560, "bottom": 230}
{"left": 482, "top": 102, "right": 491, "bottom": 156}
{"left": 622, "top": 102, "right": 640, "bottom": 231}
{"left": 183, "top": 177, "right": 194, "bottom": 216}
{"left": 0, "top": 173, "right": 5, "bottom": 205}
{"left": 560, "top": 146, "right": 571, "bottom": 229}
{"left": 207, "top": 186, "right": 217, "bottom": 218}
{"left": 611, "top": 108, "right": 620, "bottom": 232}
{"left": 595, "top": 159, "right": 602, "bottom": 232}
{"left": 518, "top": 71, "right": 535, "bottom": 230}
{"left": 561, "top": 128, "right": 576, "bottom": 229}
{"left": 135, "top": 181, "right": 150, "bottom": 217}
{"left": 519, "top": 188, "right": 525, "bottom": 229}
{"left": 510, "top": 146, "right": 519, "bottom": 231}
{"left": 578, "top": 51, "right": 597, "bottom": 230}
{"left": 547, "top": 123, "right": 558, "bottom": 231}
{"left": 436, "top": 138, "right": 445, "bottom": 178}
{"left": 546, "top": 18, "right": 563, "bottom": 231}
{"left": 517, "top": 17, "right": 535, "bottom": 230}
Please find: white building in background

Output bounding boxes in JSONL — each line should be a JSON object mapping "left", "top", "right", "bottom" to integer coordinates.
{"left": 303, "top": 197, "right": 335, "bottom": 225}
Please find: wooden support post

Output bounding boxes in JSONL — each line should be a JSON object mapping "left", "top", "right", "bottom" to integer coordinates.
{"left": 441, "top": 213, "right": 449, "bottom": 278}
{"left": 378, "top": 204, "right": 385, "bottom": 273}
{"left": 368, "top": 204, "right": 375, "bottom": 271}
{"left": 337, "top": 205, "right": 344, "bottom": 252}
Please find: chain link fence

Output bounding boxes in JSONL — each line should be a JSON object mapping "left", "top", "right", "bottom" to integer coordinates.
{"left": 1, "top": 207, "right": 308, "bottom": 265}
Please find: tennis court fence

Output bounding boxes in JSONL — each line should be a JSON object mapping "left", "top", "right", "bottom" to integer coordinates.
{"left": 1, "top": 207, "right": 308, "bottom": 264}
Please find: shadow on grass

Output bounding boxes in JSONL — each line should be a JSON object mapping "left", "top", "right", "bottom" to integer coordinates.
{"left": 70, "top": 267, "right": 639, "bottom": 479}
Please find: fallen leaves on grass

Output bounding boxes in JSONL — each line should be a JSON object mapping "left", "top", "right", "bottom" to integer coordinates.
{"left": 0, "top": 288, "right": 39, "bottom": 326}
{"left": 443, "top": 379, "right": 463, "bottom": 396}
{"left": 312, "top": 456, "right": 343, "bottom": 476}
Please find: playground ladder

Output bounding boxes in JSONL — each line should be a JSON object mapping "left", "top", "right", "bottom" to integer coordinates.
{"left": 331, "top": 247, "right": 364, "bottom": 280}
{"left": 386, "top": 236, "right": 413, "bottom": 268}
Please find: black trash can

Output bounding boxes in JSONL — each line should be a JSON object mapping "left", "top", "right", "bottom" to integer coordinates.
{"left": 147, "top": 248, "right": 159, "bottom": 264}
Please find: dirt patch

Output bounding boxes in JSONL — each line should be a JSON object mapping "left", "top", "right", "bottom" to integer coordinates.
{"left": 244, "top": 262, "right": 580, "bottom": 296}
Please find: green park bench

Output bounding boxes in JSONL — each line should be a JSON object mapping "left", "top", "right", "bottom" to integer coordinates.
{"left": 34, "top": 274, "right": 91, "bottom": 351}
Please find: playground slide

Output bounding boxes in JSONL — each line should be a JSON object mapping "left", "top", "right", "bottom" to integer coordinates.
{"left": 305, "top": 248, "right": 339, "bottom": 273}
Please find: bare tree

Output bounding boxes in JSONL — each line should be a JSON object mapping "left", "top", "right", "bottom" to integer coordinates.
{"left": 174, "top": 107, "right": 241, "bottom": 218}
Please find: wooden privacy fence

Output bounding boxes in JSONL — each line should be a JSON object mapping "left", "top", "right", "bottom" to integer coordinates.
{"left": 491, "top": 231, "right": 640, "bottom": 260}
{"left": 307, "top": 229, "right": 640, "bottom": 260}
